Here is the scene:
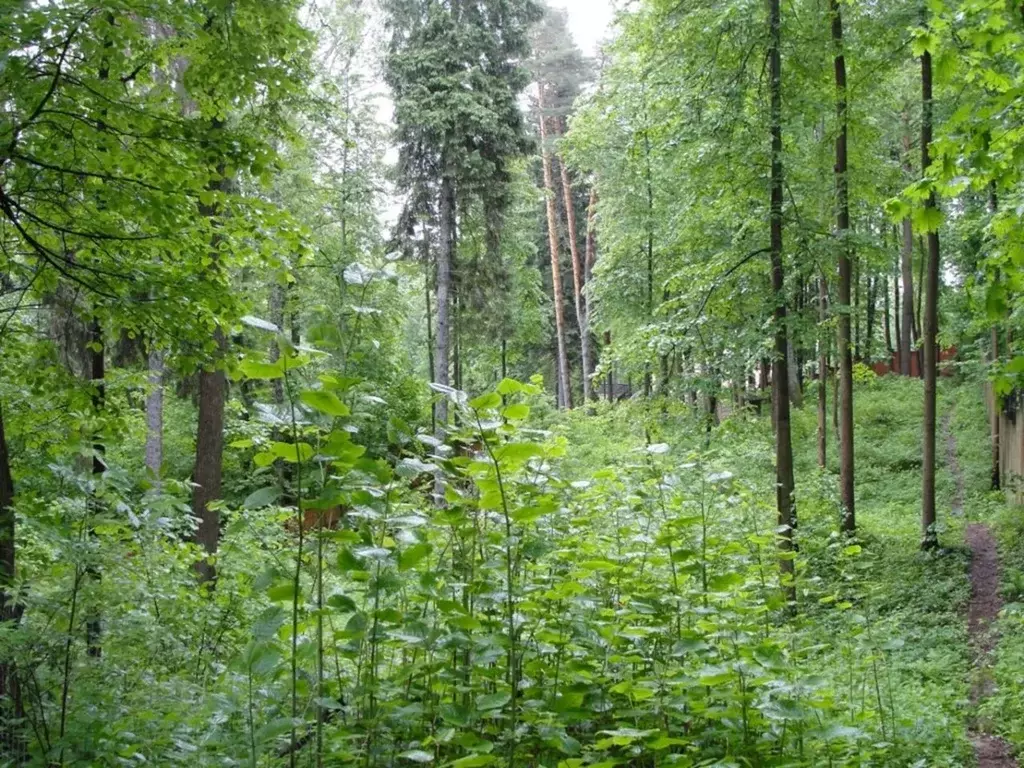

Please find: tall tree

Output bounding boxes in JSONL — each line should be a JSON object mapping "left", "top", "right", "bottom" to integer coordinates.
{"left": 900, "top": 123, "right": 916, "bottom": 376}
{"left": 832, "top": 0, "right": 855, "bottom": 533}
{"left": 383, "top": 0, "right": 540, "bottom": 425}
{"left": 919, "top": 12, "right": 941, "bottom": 551}
{"left": 769, "top": 0, "right": 796, "bottom": 601}
{"left": 539, "top": 88, "right": 573, "bottom": 408}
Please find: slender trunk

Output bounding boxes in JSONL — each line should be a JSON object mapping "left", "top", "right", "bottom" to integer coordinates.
{"left": 559, "top": 137, "right": 592, "bottom": 403}
{"left": 0, "top": 400, "right": 21, "bottom": 743}
{"left": 787, "top": 322, "right": 803, "bottom": 408}
{"left": 818, "top": 277, "right": 829, "bottom": 468}
{"left": 769, "top": 0, "right": 796, "bottom": 603}
{"left": 423, "top": 232, "right": 436, "bottom": 435}
{"left": 989, "top": 186, "right": 1001, "bottom": 491}
{"left": 832, "top": 0, "right": 855, "bottom": 532}
{"left": 539, "top": 87, "right": 572, "bottom": 409}
{"left": 883, "top": 273, "right": 892, "bottom": 357}
{"left": 865, "top": 275, "right": 876, "bottom": 361}
{"left": 435, "top": 173, "right": 454, "bottom": 430}
{"left": 920, "top": 21, "right": 941, "bottom": 550}
{"left": 145, "top": 348, "right": 165, "bottom": 483}
{"left": 900, "top": 210, "right": 915, "bottom": 375}
{"left": 583, "top": 189, "right": 598, "bottom": 399}
{"left": 643, "top": 118, "right": 655, "bottom": 400}
{"left": 85, "top": 319, "right": 104, "bottom": 657}
{"left": 604, "top": 331, "right": 614, "bottom": 401}
{"left": 269, "top": 283, "right": 286, "bottom": 403}
{"left": 893, "top": 238, "right": 902, "bottom": 365}
{"left": 853, "top": 259, "right": 861, "bottom": 360}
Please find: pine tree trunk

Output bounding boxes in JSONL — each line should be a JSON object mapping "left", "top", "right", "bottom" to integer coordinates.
{"left": 818, "top": 276, "right": 829, "bottom": 468}
{"left": 920, "top": 26, "right": 941, "bottom": 551}
{"left": 434, "top": 173, "right": 454, "bottom": 430}
{"left": 559, "top": 137, "right": 592, "bottom": 403}
{"left": 539, "top": 88, "right": 572, "bottom": 409}
{"left": 583, "top": 189, "right": 598, "bottom": 399}
{"left": 832, "top": 0, "right": 855, "bottom": 533}
{"left": 769, "top": 0, "right": 797, "bottom": 603}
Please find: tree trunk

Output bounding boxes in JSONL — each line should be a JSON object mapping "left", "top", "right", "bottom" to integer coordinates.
{"left": 423, "top": 232, "right": 436, "bottom": 435}
{"left": 989, "top": 187, "right": 1001, "bottom": 492}
{"left": 920, "top": 25, "right": 941, "bottom": 551}
{"left": 583, "top": 188, "right": 598, "bottom": 399}
{"left": 893, "top": 239, "right": 902, "bottom": 364}
{"left": 434, "top": 173, "right": 454, "bottom": 430}
{"left": 864, "top": 275, "right": 876, "bottom": 361}
{"left": 538, "top": 87, "right": 572, "bottom": 409}
{"left": 145, "top": 349, "right": 165, "bottom": 483}
{"left": 559, "top": 142, "right": 592, "bottom": 403}
{"left": 192, "top": 167, "right": 232, "bottom": 584}
{"left": 818, "top": 276, "right": 829, "bottom": 468}
{"left": 900, "top": 215, "right": 915, "bottom": 375}
{"left": 604, "top": 330, "right": 614, "bottom": 401}
{"left": 269, "top": 282, "right": 286, "bottom": 403}
{"left": 832, "top": 0, "right": 855, "bottom": 533}
{"left": 86, "top": 319, "right": 104, "bottom": 656}
{"left": 769, "top": 0, "right": 797, "bottom": 603}
{"left": 0, "top": 400, "right": 21, "bottom": 737}
{"left": 853, "top": 258, "right": 861, "bottom": 360}
{"left": 883, "top": 273, "right": 892, "bottom": 358}
{"left": 787, "top": 325, "right": 803, "bottom": 408}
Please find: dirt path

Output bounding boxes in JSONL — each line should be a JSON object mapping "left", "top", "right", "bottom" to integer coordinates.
{"left": 946, "top": 417, "right": 1018, "bottom": 766}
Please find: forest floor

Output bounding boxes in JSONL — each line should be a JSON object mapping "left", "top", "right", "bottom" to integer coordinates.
{"left": 967, "top": 522, "right": 1017, "bottom": 767}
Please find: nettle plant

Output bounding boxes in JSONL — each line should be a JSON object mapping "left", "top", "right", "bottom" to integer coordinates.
{"left": 193, "top": 351, "right": 878, "bottom": 767}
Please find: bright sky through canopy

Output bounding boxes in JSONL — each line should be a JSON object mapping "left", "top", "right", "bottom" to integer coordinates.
{"left": 554, "top": 0, "right": 614, "bottom": 56}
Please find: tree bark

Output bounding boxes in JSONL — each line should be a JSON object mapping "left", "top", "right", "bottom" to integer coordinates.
{"left": 145, "top": 348, "right": 165, "bottom": 483}
{"left": 538, "top": 87, "right": 572, "bottom": 409}
{"left": 559, "top": 136, "right": 592, "bottom": 403}
{"left": 192, "top": 166, "right": 232, "bottom": 584}
{"left": 0, "top": 400, "right": 20, "bottom": 720}
{"left": 818, "top": 276, "right": 829, "bottom": 468}
{"left": 769, "top": 0, "right": 797, "bottom": 603}
{"left": 989, "top": 186, "right": 1001, "bottom": 491}
{"left": 865, "top": 275, "right": 877, "bottom": 361}
{"left": 434, "top": 173, "right": 454, "bottom": 430}
{"left": 900, "top": 209, "right": 915, "bottom": 375}
{"left": 423, "top": 231, "right": 436, "bottom": 434}
{"left": 883, "top": 273, "right": 892, "bottom": 358}
{"left": 832, "top": 0, "right": 855, "bottom": 533}
{"left": 583, "top": 188, "right": 598, "bottom": 398}
{"left": 893, "top": 239, "right": 902, "bottom": 364}
{"left": 920, "top": 26, "right": 941, "bottom": 551}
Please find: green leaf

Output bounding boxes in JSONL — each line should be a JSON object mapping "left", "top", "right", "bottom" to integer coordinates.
{"left": 300, "top": 390, "right": 351, "bottom": 417}
{"left": 475, "top": 691, "right": 510, "bottom": 711}
{"left": 239, "top": 359, "right": 284, "bottom": 380}
{"left": 496, "top": 378, "right": 523, "bottom": 395}
{"left": 469, "top": 392, "right": 501, "bottom": 410}
{"left": 502, "top": 403, "right": 530, "bottom": 421}
{"left": 399, "top": 543, "right": 432, "bottom": 571}
{"left": 271, "top": 442, "right": 315, "bottom": 462}
{"left": 243, "top": 486, "right": 281, "bottom": 509}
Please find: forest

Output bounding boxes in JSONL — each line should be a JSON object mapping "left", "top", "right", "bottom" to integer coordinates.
{"left": 2, "top": 0, "right": 1024, "bottom": 765}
